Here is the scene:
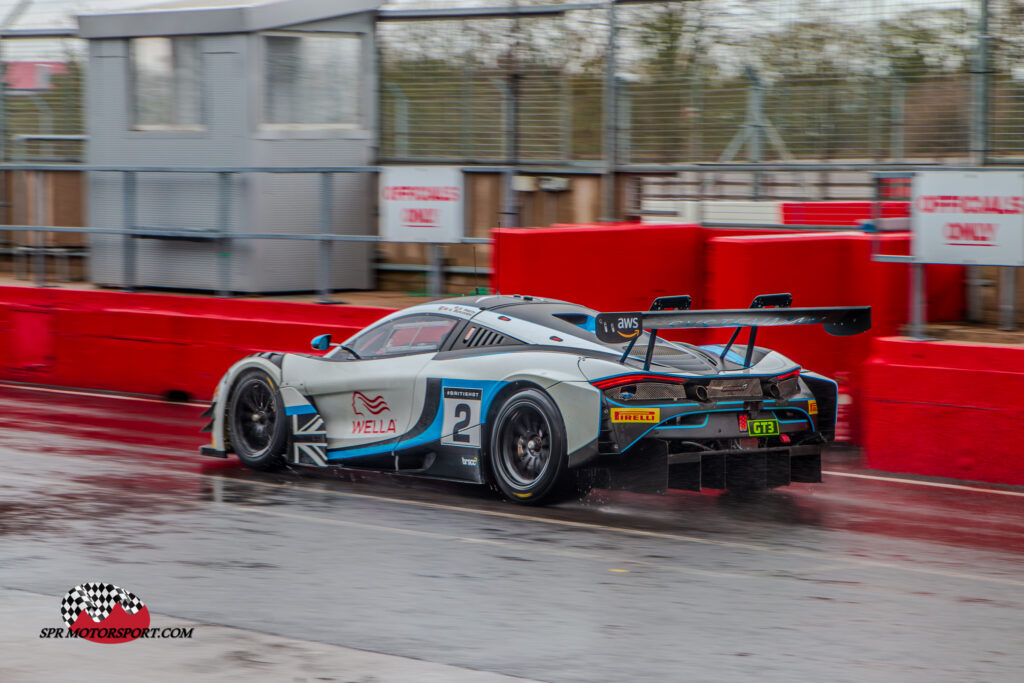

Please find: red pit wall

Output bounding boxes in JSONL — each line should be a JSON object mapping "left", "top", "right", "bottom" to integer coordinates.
{"left": 0, "top": 287, "right": 394, "bottom": 400}
{"left": 493, "top": 224, "right": 706, "bottom": 312}
{"left": 863, "top": 337, "right": 1024, "bottom": 485}
{"left": 492, "top": 224, "right": 965, "bottom": 445}
{"left": 491, "top": 223, "right": 797, "bottom": 313}
{"left": 780, "top": 201, "right": 910, "bottom": 227}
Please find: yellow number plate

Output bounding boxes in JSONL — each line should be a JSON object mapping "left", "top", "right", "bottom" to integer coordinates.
{"left": 747, "top": 419, "right": 780, "bottom": 436}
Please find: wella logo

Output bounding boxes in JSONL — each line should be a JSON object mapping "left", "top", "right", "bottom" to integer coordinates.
{"left": 352, "top": 392, "right": 397, "bottom": 435}
{"left": 353, "top": 392, "right": 390, "bottom": 415}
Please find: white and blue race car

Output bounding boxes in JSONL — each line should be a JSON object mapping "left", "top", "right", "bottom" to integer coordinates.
{"left": 201, "top": 294, "right": 870, "bottom": 505}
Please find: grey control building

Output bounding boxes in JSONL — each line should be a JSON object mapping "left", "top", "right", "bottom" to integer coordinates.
{"left": 78, "top": 0, "right": 382, "bottom": 292}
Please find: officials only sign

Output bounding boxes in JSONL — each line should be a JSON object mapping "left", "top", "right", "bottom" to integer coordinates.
{"left": 912, "top": 171, "right": 1024, "bottom": 266}
{"left": 379, "top": 166, "right": 464, "bottom": 243}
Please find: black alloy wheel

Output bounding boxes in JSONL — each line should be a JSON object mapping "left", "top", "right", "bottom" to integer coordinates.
{"left": 489, "top": 389, "right": 570, "bottom": 505}
{"left": 228, "top": 370, "right": 287, "bottom": 471}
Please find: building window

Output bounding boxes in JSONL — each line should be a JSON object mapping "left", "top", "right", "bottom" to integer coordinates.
{"left": 263, "top": 32, "right": 361, "bottom": 127}
{"left": 130, "top": 37, "right": 201, "bottom": 130}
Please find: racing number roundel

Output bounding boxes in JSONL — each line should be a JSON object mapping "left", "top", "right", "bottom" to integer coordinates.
{"left": 441, "top": 387, "right": 482, "bottom": 447}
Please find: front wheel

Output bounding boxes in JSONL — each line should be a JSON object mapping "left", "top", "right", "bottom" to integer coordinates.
{"left": 228, "top": 370, "right": 287, "bottom": 471}
{"left": 488, "top": 388, "right": 573, "bottom": 505}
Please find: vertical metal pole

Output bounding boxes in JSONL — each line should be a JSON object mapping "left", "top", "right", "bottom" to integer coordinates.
{"left": 461, "top": 60, "right": 472, "bottom": 160}
{"left": 500, "top": 11, "right": 521, "bottom": 230}
{"left": 429, "top": 243, "right": 444, "bottom": 298}
{"left": 32, "top": 169, "right": 45, "bottom": 286}
{"left": 999, "top": 267, "right": 1017, "bottom": 331}
{"left": 890, "top": 79, "right": 905, "bottom": 162}
{"left": 870, "top": 173, "right": 881, "bottom": 258}
{"left": 317, "top": 172, "right": 333, "bottom": 303}
{"left": 971, "top": 0, "right": 990, "bottom": 166}
{"left": 217, "top": 172, "right": 231, "bottom": 297}
{"left": 747, "top": 67, "right": 764, "bottom": 199}
{"left": 500, "top": 76, "right": 519, "bottom": 229}
{"left": 968, "top": 0, "right": 991, "bottom": 323}
{"left": 559, "top": 62, "right": 571, "bottom": 162}
{"left": 0, "top": 33, "right": 6, "bottom": 164}
{"left": 600, "top": 0, "right": 617, "bottom": 221}
{"left": 122, "top": 171, "right": 136, "bottom": 292}
{"left": 910, "top": 262, "right": 926, "bottom": 339}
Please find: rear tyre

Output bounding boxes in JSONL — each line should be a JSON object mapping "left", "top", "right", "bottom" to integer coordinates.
{"left": 489, "top": 389, "right": 572, "bottom": 505}
{"left": 228, "top": 370, "right": 287, "bottom": 471}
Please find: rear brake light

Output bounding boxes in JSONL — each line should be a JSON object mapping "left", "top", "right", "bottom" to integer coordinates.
{"left": 738, "top": 414, "right": 748, "bottom": 431}
{"left": 777, "top": 368, "right": 801, "bottom": 380}
{"left": 591, "top": 374, "right": 688, "bottom": 390}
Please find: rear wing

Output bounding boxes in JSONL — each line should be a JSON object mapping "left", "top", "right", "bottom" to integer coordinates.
{"left": 595, "top": 293, "right": 870, "bottom": 370}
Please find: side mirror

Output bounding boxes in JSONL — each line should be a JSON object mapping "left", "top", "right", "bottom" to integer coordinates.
{"left": 311, "top": 334, "right": 332, "bottom": 351}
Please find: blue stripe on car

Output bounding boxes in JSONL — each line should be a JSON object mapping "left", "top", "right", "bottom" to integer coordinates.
{"left": 285, "top": 404, "right": 317, "bottom": 416}
{"left": 325, "top": 378, "right": 507, "bottom": 461}
{"left": 619, "top": 406, "right": 814, "bottom": 453}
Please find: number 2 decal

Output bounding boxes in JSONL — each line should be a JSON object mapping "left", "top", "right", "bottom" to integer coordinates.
{"left": 451, "top": 404, "right": 472, "bottom": 443}
{"left": 441, "top": 387, "right": 482, "bottom": 448}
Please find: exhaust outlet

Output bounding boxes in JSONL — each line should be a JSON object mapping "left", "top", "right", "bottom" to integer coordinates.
{"left": 694, "top": 385, "right": 709, "bottom": 402}
{"left": 766, "top": 383, "right": 782, "bottom": 399}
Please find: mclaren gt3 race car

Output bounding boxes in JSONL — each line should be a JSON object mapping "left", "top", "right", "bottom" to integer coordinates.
{"left": 200, "top": 294, "right": 870, "bottom": 505}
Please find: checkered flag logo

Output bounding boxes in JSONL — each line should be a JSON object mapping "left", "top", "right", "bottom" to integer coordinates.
{"left": 60, "top": 583, "right": 146, "bottom": 627}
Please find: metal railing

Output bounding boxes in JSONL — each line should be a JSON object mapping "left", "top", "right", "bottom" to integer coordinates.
{"left": 0, "top": 163, "right": 490, "bottom": 301}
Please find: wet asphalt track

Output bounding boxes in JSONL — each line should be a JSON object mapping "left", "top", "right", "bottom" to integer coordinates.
{"left": 1, "top": 383, "right": 1022, "bottom": 682}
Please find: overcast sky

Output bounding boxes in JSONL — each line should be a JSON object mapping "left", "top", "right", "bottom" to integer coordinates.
{"left": 0, "top": 0, "right": 978, "bottom": 30}
{"left": 0, "top": 0, "right": 980, "bottom": 63}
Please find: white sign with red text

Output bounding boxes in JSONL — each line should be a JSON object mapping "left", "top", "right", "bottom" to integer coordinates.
{"left": 380, "top": 166, "right": 464, "bottom": 243}
{"left": 912, "top": 171, "right": 1024, "bottom": 266}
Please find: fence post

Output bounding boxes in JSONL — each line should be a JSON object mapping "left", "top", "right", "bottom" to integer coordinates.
{"left": 500, "top": 75, "right": 520, "bottom": 229}
{"left": 32, "top": 170, "right": 46, "bottom": 286}
{"left": 745, "top": 66, "right": 764, "bottom": 199}
{"left": 600, "top": 0, "right": 617, "bottom": 221}
{"left": 999, "top": 267, "right": 1017, "bottom": 332}
{"left": 429, "top": 243, "right": 444, "bottom": 298}
{"left": 217, "top": 171, "right": 231, "bottom": 297}
{"left": 122, "top": 171, "right": 136, "bottom": 292}
{"left": 318, "top": 171, "right": 333, "bottom": 303}
{"left": 890, "top": 79, "right": 905, "bottom": 161}
{"left": 910, "top": 262, "right": 927, "bottom": 339}
{"left": 967, "top": 0, "right": 991, "bottom": 322}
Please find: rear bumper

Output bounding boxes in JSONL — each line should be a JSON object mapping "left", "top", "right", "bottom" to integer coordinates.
{"left": 585, "top": 442, "right": 822, "bottom": 494}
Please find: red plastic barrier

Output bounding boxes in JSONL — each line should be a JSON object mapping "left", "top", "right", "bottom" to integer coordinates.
{"left": 863, "top": 337, "right": 1024, "bottom": 485}
{"left": 0, "top": 287, "right": 394, "bottom": 400}
{"left": 492, "top": 225, "right": 964, "bottom": 435}
{"left": 492, "top": 224, "right": 707, "bottom": 313}
{"left": 491, "top": 223, "right": 800, "bottom": 314}
{"left": 491, "top": 225, "right": 965, "bottom": 444}
{"left": 780, "top": 201, "right": 910, "bottom": 226}
{"left": 702, "top": 232, "right": 964, "bottom": 442}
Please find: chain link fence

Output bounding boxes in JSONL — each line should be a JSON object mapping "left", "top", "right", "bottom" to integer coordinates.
{"left": 377, "top": 0, "right": 1024, "bottom": 167}
{"left": 0, "top": 32, "right": 85, "bottom": 162}
{"left": 0, "top": 1, "right": 1019, "bottom": 167}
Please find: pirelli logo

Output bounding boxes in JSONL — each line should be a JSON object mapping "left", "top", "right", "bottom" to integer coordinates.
{"left": 808, "top": 400, "right": 818, "bottom": 415}
{"left": 610, "top": 408, "right": 661, "bottom": 424}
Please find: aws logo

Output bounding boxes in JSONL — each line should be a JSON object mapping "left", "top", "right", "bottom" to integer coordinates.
{"left": 612, "top": 315, "right": 641, "bottom": 339}
{"left": 352, "top": 392, "right": 396, "bottom": 435}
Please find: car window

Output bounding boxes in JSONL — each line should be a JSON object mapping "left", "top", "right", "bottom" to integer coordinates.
{"left": 349, "top": 314, "right": 458, "bottom": 358}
